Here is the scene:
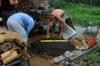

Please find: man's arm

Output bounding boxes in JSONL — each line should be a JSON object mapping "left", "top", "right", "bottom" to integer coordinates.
{"left": 9, "top": 0, "right": 19, "bottom": 5}
{"left": 57, "top": 16, "right": 65, "bottom": 38}
{"left": 0, "top": 0, "right": 1, "bottom": 7}
{"left": 57, "top": 16, "right": 64, "bottom": 24}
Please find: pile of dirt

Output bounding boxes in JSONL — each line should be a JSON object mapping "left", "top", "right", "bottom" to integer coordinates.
{"left": 30, "top": 54, "right": 63, "bottom": 66}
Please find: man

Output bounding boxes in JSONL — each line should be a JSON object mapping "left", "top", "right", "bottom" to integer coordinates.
{"left": 0, "top": 0, "right": 18, "bottom": 25}
{"left": 47, "top": 8, "right": 74, "bottom": 39}
{"left": 7, "top": 12, "right": 35, "bottom": 44}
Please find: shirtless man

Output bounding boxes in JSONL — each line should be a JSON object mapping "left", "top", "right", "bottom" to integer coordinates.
{"left": 47, "top": 9, "right": 68, "bottom": 38}
{"left": 46, "top": 8, "right": 75, "bottom": 39}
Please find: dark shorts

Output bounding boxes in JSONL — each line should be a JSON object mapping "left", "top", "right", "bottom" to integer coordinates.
{"left": 53, "top": 13, "right": 75, "bottom": 29}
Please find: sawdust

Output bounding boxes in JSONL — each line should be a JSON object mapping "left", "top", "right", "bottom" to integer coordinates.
{"left": 69, "top": 39, "right": 83, "bottom": 48}
{"left": 0, "top": 31, "right": 22, "bottom": 44}
{"left": 30, "top": 54, "right": 63, "bottom": 66}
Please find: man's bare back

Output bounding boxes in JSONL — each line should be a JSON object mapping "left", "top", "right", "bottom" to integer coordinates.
{"left": 52, "top": 9, "right": 64, "bottom": 18}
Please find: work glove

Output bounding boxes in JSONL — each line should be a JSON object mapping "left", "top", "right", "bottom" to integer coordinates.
{"left": 21, "top": 41, "right": 28, "bottom": 48}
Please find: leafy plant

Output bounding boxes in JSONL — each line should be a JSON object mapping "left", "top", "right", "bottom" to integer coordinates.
{"left": 62, "top": 3, "right": 100, "bottom": 26}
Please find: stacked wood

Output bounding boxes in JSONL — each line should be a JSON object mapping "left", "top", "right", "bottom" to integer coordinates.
{"left": 0, "top": 31, "right": 26, "bottom": 65}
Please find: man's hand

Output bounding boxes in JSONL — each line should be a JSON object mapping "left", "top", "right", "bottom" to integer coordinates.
{"left": 46, "top": 35, "right": 50, "bottom": 38}
{"left": 21, "top": 41, "right": 28, "bottom": 47}
{"left": 59, "top": 32, "right": 64, "bottom": 39}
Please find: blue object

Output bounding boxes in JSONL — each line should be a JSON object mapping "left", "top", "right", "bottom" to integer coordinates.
{"left": 7, "top": 12, "right": 35, "bottom": 42}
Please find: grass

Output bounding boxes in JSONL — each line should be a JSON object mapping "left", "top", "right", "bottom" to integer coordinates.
{"left": 62, "top": 3, "right": 100, "bottom": 26}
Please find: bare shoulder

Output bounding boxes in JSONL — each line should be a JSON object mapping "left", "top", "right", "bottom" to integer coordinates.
{"left": 52, "top": 9, "right": 64, "bottom": 17}
{"left": 53, "top": 9, "right": 64, "bottom": 12}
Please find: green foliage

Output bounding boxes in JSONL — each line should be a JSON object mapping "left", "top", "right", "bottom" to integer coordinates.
{"left": 51, "top": 0, "right": 63, "bottom": 8}
{"left": 64, "top": 0, "right": 100, "bottom": 7}
{"left": 62, "top": 3, "right": 100, "bottom": 26}
{"left": 86, "top": 52, "right": 100, "bottom": 63}
{"left": 50, "top": 0, "right": 100, "bottom": 8}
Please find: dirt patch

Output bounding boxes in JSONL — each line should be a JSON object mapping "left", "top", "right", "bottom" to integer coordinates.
{"left": 29, "top": 54, "right": 63, "bottom": 66}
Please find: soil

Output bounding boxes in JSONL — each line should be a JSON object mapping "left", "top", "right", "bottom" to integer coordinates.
{"left": 29, "top": 54, "right": 63, "bottom": 66}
